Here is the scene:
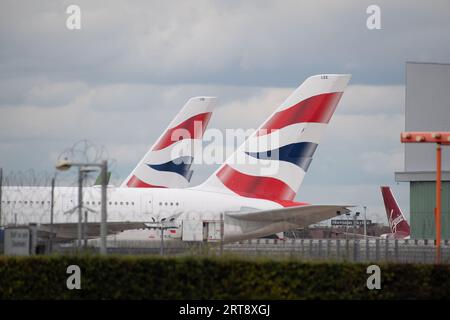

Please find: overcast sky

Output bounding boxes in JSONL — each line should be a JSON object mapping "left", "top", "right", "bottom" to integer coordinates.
{"left": 1, "top": 0, "right": 449, "bottom": 223}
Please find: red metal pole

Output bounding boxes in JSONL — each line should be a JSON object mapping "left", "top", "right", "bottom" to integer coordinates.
{"left": 436, "top": 143, "right": 442, "bottom": 264}
{"left": 400, "top": 132, "right": 449, "bottom": 264}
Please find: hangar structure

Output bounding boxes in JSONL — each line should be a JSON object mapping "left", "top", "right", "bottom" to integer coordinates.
{"left": 395, "top": 62, "right": 450, "bottom": 239}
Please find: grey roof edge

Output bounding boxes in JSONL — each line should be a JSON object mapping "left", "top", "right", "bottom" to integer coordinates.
{"left": 406, "top": 61, "right": 450, "bottom": 66}
{"left": 395, "top": 171, "right": 450, "bottom": 182}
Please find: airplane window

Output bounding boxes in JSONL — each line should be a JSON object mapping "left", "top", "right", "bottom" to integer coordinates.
{"left": 176, "top": 202, "right": 179, "bottom": 206}
{"left": 115, "top": 202, "right": 117, "bottom": 205}
{"left": 47, "top": 201, "right": 50, "bottom": 204}
{"left": 24, "top": 201, "right": 27, "bottom": 204}
{"left": 120, "top": 202, "right": 123, "bottom": 205}
{"left": 131, "top": 202, "right": 134, "bottom": 206}
{"left": 109, "top": 202, "right": 112, "bottom": 205}
{"left": 30, "top": 201, "right": 33, "bottom": 204}
{"left": 159, "top": 202, "right": 162, "bottom": 206}
{"left": 41, "top": 201, "right": 44, "bottom": 205}
{"left": 7, "top": 201, "right": 10, "bottom": 204}
{"left": 125, "top": 202, "right": 128, "bottom": 205}
{"left": 170, "top": 202, "right": 173, "bottom": 206}
{"left": 165, "top": 202, "right": 168, "bottom": 206}
{"left": 87, "top": 201, "right": 90, "bottom": 205}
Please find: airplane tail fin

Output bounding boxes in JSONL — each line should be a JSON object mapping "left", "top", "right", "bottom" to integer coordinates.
{"left": 381, "top": 186, "right": 410, "bottom": 236}
{"left": 197, "top": 75, "right": 351, "bottom": 206}
{"left": 121, "top": 96, "right": 216, "bottom": 188}
{"left": 93, "top": 171, "right": 111, "bottom": 186}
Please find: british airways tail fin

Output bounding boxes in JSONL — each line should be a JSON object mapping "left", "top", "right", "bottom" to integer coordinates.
{"left": 196, "top": 75, "right": 350, "bottom": 206}
{"left": 121, "top": 96, "right": 216, "bottom": 188}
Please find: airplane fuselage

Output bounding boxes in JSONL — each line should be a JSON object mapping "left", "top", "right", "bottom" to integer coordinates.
{"left": 0, "top": 186, "right": 283, "bottom": 242}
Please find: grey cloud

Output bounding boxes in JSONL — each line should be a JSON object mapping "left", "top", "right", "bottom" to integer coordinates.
{"left": 0, "top": 76, "right": 48, "bottom": 106}
{"left": 338, "top": 85, "right": 404, "bottom": 115}
{"left": 24, "top": 81, "right": 88, "bottom": 107}
{"left": 1, "top": 1, "right": 449, "bottom": 87}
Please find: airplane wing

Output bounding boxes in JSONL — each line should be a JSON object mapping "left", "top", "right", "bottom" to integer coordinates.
{"left": 226, "top": 205, "right": 353, "bottom": 228}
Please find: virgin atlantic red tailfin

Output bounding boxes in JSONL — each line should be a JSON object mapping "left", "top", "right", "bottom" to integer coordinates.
{"left": 381, "top": 186, "right": 410, "bottom": 237}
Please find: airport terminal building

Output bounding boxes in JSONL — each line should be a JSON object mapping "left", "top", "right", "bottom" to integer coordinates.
{"left": 395, "top": 62, "right": 450, "bottom": 239}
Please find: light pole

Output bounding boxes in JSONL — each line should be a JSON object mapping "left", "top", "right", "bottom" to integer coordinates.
{"left": 363, "top": 206, "right": 367, "bottom": 238}
{"left": 83, "top": 210, "right": 88, "bottom": 250}
{"left": 78, "top": 167, "right": 96, "bottom": 249}
{"left": 56, "top": 159, "right": 108, "bottom": 255}
{"left": 49, "top": 175, "right": 55, "bottom": 253}
{"left": 354, "top": 212, "right": 360, "bottom": 240}
{"left": 77, "top": 167, "right": 83, "bottom": 248}
{"left": 220, "top": 213, "right": 224, "bottom": 256}
{"left": 345, "top": 212, "right": 350, "bottom": 241}
{"left": 0, "top": 167, "right": 3, "bottom": 227}
{"left": 160, "top": 219, "right": 165, "bottom": 256}
{"left": 400, "top": 131, "right": 450, "bottom": 264}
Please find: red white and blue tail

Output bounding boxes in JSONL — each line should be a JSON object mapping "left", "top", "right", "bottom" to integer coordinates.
{"left": 197, "top": 75, "right": 350, "bottom": 206}
{"left": 121, "top": 96, "right": 216, "bottom": 188}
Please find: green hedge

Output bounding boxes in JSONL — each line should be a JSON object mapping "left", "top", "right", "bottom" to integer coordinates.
{"left": 0, "top": 255, "right": 449, "bottom": 299}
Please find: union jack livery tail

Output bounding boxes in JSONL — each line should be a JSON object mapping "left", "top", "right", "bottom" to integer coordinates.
{"left": 198, "top": 75, "right": 350, "bottom": 206}
{"left": 121, "top": 96, "right": 216, "bottom": 188}
{"left": 381, "top": 186, "right": 410, "bottom": 238}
